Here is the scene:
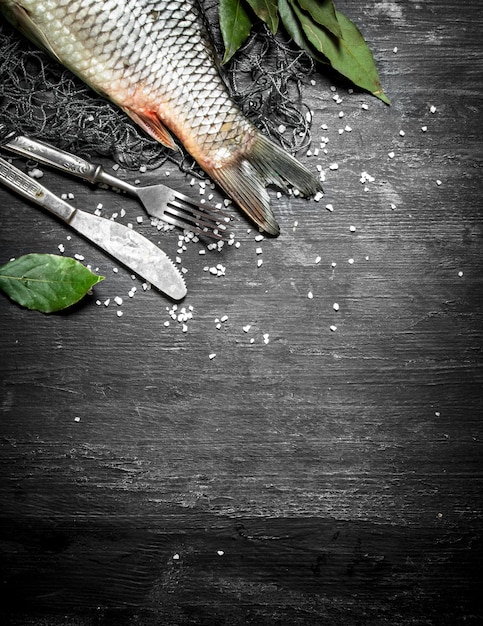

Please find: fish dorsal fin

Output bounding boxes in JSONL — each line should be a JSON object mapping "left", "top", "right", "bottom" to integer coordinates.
{"left": 11, "top": 4, "right": 63, "bottom": 64}
{"left": 122, "top": 107, "right": 178, "bottom": 151}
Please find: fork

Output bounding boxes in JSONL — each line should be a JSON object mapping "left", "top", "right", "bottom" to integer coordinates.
{"left": 2, "top": 133, "right": 231, "bottom": 239}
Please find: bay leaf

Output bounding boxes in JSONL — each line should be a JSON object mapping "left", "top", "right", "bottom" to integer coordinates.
{"left": 296, "top": 0, "right": 342, "bottom": 39}
{"left": 278, "top": 0, "right": 328, "bottom": 64}
{"left": 0, "top": 253, "right": 104, "bottom": 313}
{"left": 245, "top": 0, "right": 280, "bottom": 34}
{"left": 219, "top": 0, "right": 253, "bottom": 64}
{"left": 288, "top": 0, "right": 390, "bottom": 104}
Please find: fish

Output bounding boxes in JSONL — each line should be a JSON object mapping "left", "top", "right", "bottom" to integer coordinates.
{"left": 0, "top": 0, "right": 322, "bottom": 235}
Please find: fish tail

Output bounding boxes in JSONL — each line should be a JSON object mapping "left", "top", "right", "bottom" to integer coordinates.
{"left": 206, "top": 133, "right": 322, "bottom": 236}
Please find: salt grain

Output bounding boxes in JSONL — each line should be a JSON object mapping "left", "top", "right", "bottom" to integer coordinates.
{"left": 209, "top": 353, "right": 216, "bottom": 360}
{"left": 330, "top": 325, "right": 337, "bottom": 332}
{"left": 333, "top": 303, "right": 340, "bottom": 311}
{"left": 28, "top": 168, "right": 43, "bottom": 179}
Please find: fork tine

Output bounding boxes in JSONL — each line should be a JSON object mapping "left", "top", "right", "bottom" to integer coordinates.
{"left": 167, "top": 198, "right": 230, "bottom": 229}
{"left": 160, "top": 211, "right": 226, "bottom": 240}
{"left": 165, "top": 204, "right": 229, "bottom": 240}
{"left": 172, "top": 189, "right": 232, "bottom": 220}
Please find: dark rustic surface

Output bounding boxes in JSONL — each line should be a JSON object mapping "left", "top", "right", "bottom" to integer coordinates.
{"left": 1, "top": 1, "right": 482, "bottom": 624}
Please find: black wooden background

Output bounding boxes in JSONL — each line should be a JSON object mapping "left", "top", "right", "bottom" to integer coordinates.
{"left": 1, "top": 1, "right": 482, "bottom": 624}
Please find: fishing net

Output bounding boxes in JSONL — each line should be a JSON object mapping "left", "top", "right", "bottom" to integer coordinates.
{"left": 0, "top": 3, "right": 314, "bottom": 174}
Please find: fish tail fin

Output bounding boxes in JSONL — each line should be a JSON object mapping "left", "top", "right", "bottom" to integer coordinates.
{"left": 207, "top": 133, "right": 322, "bottom": 236}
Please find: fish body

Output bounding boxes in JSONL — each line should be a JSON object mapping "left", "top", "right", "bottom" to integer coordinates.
{"left": 0, "top": 0, "right": 321, "bottom": 234}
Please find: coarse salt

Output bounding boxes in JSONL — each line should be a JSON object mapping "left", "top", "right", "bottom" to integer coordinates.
{"left": 28, "top": 168, "right": 43, "bottom": 179}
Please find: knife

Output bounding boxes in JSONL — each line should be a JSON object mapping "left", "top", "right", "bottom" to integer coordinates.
{"left": 0, "top": 155, "right": 187, "bottom": 301}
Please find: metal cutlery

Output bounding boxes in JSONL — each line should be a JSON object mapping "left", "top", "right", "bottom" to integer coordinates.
{"left": 0, "top": 155, "right": 187, "bottom": 301}
{"left": 3, "top": 133, "right": 231, "bottom": 240}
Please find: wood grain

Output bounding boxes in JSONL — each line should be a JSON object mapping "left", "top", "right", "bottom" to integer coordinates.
{"left": 1, "top": 1, "right": 482, "bottom": 624}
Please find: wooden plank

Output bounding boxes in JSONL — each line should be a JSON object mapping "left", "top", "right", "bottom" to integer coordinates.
{"left": 0, "top": 0, "right": 482, "bottom": 624}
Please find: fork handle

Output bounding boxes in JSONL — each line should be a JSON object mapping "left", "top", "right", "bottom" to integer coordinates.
{"left": 3, "top": 135, "right": 137, "bottom": 195}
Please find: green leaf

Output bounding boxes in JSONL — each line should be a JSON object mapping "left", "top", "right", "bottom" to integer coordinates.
{"left": 288, "top": 0, "right": 390, "bottom": 104}
{"left": 278, "top": 0, "right": 328, "bottom": 64}
{"left": 245, "top": 0, "right": 279, "bottom": 34}
{"left": 296, "top": 0, "right": 342, "bottom": 39}
{"left": 0, "top": 253, "right": 104, "bottom": 313}
{"left": 219, "top": 0, "right": 253, "bottom": 64}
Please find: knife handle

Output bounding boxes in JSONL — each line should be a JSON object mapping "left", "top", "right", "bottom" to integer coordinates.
{"left": 4, "top": 134, "right": 136, "bottom": 194}
{"left": 0, "top": 155, "right": 77, "bottom": 223}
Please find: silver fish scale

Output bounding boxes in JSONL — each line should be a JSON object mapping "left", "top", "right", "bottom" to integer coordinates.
{"left": 1, "top": 0, "right": 321, "bottom": 235}
{"left": 1, "top": 0, "right": 252, "bottom": 165}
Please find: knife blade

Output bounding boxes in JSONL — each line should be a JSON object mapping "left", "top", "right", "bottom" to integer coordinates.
{"left": 0, "top": 156, "right": 187, "bottom": 301}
